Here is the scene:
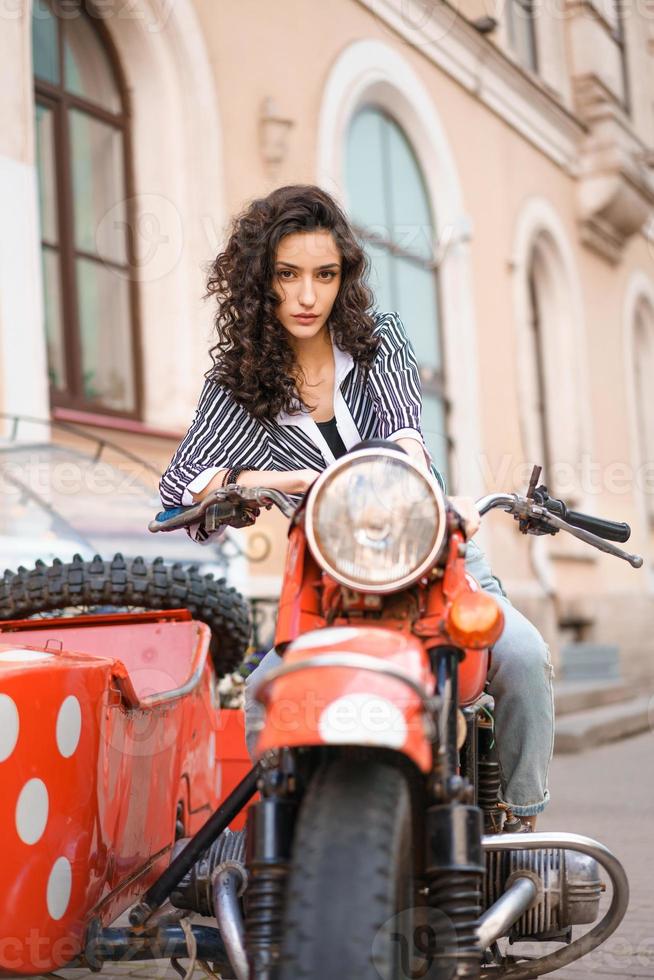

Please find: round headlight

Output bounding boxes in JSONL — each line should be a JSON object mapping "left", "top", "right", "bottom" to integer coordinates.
{"left": 305, "top": 447, "right": 447, "bottom": 593}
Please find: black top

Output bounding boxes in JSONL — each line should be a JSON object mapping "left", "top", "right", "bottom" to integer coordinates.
{"left": 316, "top": 416, "right": 348, "bottom": 460}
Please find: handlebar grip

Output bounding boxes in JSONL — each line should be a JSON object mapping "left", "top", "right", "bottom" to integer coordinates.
{"left": 539, "top": 495, "right": 632, "bottom": 543}
{"left": 565, "top": 510, "right": 631, "bottom": 543}
{"left": 149, "top": 504, "right": 202, "bottom": 532}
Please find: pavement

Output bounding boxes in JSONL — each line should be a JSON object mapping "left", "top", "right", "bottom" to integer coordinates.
{"left": 539, "top": 729, "right": 654, "bottom": 979}
{"left": 553, "top": 680, "right": 654, "bottom": 754}
{"left": 50, "top": 730, "right": 654, "bottom": 980}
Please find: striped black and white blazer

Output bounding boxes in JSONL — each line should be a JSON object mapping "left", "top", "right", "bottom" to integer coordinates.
{"left": 160, "top": 310, "right": 443, "bottom": 541}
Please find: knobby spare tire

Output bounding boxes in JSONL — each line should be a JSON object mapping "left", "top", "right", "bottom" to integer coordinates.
{"left": 280, "top": 758, "right": 416, "bottom": 980}
{"left": 0, "top": 553, "right": 251, "bottom": 676}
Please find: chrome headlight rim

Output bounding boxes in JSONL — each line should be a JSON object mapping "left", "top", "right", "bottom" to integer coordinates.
{"left": 304, "top": 446, "right": 448, "bottom": 594}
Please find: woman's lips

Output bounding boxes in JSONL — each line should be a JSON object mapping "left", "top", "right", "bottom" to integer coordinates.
{"left": 292, "top": 314, "right": 318, "bottom": 321}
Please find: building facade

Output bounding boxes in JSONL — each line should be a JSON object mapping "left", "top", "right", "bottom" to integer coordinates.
{"left": 2, "top": 0, "right": 653, "bottom": 678}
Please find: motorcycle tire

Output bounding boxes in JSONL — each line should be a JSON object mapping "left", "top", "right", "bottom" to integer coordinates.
{"left": 280, "top": 757, "right": 416, "bottom": 980}
{"left": 0, "top": 553, "right": 251, "bottom": 676}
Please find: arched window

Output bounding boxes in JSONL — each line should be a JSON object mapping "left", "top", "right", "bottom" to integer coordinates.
{"left": 514, "top": 221, "right": 588, "bottom": 506}
{"left": 32, "top": 0, "right": 139, "bottom": 415}
{"left": 526, "top": 248, "right": 553, "bottom": 480}
{"left": 345, "top": 106, "right": 449, "bottom": 481}
{"left": 633, "top": 299, "right": 654, "bottom": 523}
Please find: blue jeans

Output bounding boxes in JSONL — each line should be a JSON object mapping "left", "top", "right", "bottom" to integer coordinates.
{"left": 245, "top": 538, "right": 555, "bottom": 816}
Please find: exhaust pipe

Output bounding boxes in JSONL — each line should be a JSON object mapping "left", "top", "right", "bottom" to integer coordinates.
{"left": 477, "top": 875, "right": 538, "bottom": 949}
{"left": 212, "top": 861, "right": 249, "bottom": 980}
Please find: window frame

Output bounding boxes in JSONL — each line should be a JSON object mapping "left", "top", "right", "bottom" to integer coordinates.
{"left": 346, "top": 106, "right": 452, "bottom": 479}
{"left": 505, "top": 0, "right": 538, "bottom": 74}
{"left": 33, "top": 0, "right": 143, "bottom": 420}
{"left": 633, "top": 300, "right": 654, "bottom": 526}
{"left": 613, "top": 0, "right": 631, "bottom": 115}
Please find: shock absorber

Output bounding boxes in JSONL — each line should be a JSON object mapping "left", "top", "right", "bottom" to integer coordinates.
{"left": 425, "top": 804, "right": 485, "bottom": 978}
{"left": 476, "top": 706, "right": 504, "bottom": 834}
{"left": 245, "top": 795, "right": 296, "bottom": 980}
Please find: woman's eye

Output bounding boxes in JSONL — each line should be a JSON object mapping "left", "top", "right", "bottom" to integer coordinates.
{"left": 319, "top": 270, "right": 338, "bottom": 280}
{"left": 278, "top": 270, "right": 294, "bottom": 279}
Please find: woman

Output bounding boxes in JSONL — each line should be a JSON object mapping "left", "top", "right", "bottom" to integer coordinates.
{"left": 160, "top": 184, "right": 554, "bottom": 827}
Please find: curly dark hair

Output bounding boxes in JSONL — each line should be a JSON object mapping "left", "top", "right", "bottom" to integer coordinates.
{"left": 205, "top": 184, "right": 379, "bottom": 420}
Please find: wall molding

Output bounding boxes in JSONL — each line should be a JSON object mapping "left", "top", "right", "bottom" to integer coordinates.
{"left": 355, "top": 0, "right": 586, "bottom": 174}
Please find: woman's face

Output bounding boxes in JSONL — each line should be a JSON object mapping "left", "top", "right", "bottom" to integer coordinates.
{"left": 273, "top": 230, "right": 342, "bottom": 343}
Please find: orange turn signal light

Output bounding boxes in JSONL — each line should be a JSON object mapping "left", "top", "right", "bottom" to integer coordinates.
{"left": 446, "top": 591, "right": 505, "bottom": 649}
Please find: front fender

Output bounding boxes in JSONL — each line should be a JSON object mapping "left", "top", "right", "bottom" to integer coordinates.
{"left": 252, "top": 626, "right": 435, "bottom": 772}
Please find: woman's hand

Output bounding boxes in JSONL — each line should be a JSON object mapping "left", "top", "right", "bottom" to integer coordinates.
{"left": 395, "top": 436, "right": 429, "bottom": 472}
{"left": 448, "top": 495, "right": 481, "bottom": 538}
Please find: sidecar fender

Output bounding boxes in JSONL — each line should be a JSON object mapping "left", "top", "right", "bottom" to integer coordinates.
{"left": 0, "top": 614, "right": 223, "bottom": 976}
{"left": 252, "top": 626, "right": 434, "bottom": 772}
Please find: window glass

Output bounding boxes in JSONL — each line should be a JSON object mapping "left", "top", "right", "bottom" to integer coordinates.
{"left": 42, "top": 247, "right": 66, "bottom": 391}
{"left": 32, "top": 0, "right": 59, "bottom": 84}
{"left": 345, "top": 108, "right": 388, "bottom": 233}
{"left": 35, "top": 104, "right": 58, "bottom": 244}
{"left": 386, "top": 120, "right": 433, "bottom": 261}
{"left": 76, "top": 257, "right": 135, "bottom": 412}
{"left": 365, "top": 241, "right": 395, "bottom": 315}
{"left": 64, "top": 15, "right": 121, "bottom": 113}
{"left": 69, "top": 110, "right": 127, "bottom": 264}
{"left": 422, "top": 392, "right": 449, "bottom": 482}
{"left": 506, "top": 0, "right": 537, "bottom": 71}
{"left": 394, "top": 257, "right": 441, "bottom": 370}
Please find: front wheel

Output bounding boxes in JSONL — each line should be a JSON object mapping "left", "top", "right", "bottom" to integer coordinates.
{"left": 280, "top": 758, "right": 418, "bottom": 980}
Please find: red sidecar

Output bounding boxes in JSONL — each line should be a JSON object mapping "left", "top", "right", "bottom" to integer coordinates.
{"left": 0, "top": 609, "right": 251, "bottom": 976}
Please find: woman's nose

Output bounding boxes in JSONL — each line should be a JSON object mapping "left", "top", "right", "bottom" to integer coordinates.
{"left": 298, "top": 276, "right": 316, "bottom": 307}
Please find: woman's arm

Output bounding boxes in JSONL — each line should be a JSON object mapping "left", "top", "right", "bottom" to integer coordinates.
{"left": 160, "top": 378, "right": 277, "bottom": 541}
{"left": 190, "top": 467, "right": 320, "bottom": 501}
{"left": 366, "top": 312, "right": 433, "bottom": 471}
{"left": 395, "top": 435, "right": 429, "bottom": 472}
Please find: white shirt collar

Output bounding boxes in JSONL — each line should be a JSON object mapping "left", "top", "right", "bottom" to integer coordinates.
{"left": 275, "top": 331, "right": 354, "bottom": 427}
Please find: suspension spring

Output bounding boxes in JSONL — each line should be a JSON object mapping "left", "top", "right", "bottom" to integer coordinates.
{"left": 244, "top": 795, "right": 296, "bottom": 979}
{"left": 425, "top": 805, "right": 485, "bottom": 978}
{"left": 477, "top": 758, "right": 503, "bottom": 834}
{"left": 427, "top": 869, "right": 484, "bottom": 978}
{"left": 244, "top": 866, "right": 288, "bottom": 976}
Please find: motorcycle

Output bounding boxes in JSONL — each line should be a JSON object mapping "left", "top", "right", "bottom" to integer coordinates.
{"left": 1, "top": 442, "right": 640, "bottom": 979}
{"left": 133, "top": 444, "right": 641, "bottom": 979}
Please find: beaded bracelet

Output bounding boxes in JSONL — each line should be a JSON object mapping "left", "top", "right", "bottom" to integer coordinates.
{"left": 221, "top": 466, "right": 252, "bottom": 487}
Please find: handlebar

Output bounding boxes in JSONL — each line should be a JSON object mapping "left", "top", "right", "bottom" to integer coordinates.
{"left": 149, "top": 486, "right": 297, "bottom": 534}
{"left": 476, "top": 492, "right": 642, "bottom": 569}
{"left": 150, "top": 467, "right": 643, "bottom": 570}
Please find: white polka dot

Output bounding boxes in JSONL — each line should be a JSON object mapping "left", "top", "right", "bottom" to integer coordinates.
{"left": 47, "top": 857, "right": 72, "bottom": 920}
{"left": 318, "top": 693, "right": 408, "bottom": 749}
{"left": 0, "top": 694, "right": 19, "bottom": 762}
{"left": 16, "top": 778, "right": 49, "bottom": 844}
{"left": 56, "top": 696, "right": 81, "bottom": 758}
{"left": 208, "top": 732, "right": 216, "bottom": 770}
{"left": 0, "top": 649, "right": 54, "bottom": 663}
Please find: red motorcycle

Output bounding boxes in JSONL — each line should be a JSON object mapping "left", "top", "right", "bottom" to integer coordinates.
{"left": 108, "top": 448, "right": 646, "bottom": 976}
